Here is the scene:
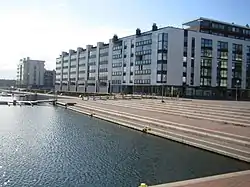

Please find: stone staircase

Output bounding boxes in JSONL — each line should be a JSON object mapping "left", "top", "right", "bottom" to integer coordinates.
{"left": 68, "top": 101, "right": 250, "bottom": 162}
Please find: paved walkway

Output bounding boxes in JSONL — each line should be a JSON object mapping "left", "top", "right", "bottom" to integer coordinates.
{"left": 151, "top": 170, "right": 250, "bottom": 187}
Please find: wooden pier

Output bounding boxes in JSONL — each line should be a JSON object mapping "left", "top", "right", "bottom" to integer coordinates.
{"left": 0, "top": 99, "right": 57, "bottom": 106}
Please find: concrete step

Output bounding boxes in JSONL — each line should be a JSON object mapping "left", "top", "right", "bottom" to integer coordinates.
{"left": 129, "top": 100, "right": 250, "bottom": 116}
{"left": 140, "top": 100, "right": 250, "bottom": 112}
{"left": 75, "top": 103, "right": 250, "bottom": 147}
{"left": 76, "top": 102, "right": 250, "bottom": 142}
{"left": 69, "top": 105, "right": 250, "bottom": 162}
{"left": 86, "top": 100, "right": 250, "bottom": 127}
{"left": 115, "top": 100, "right": 250, "bottom": 118}
{"left": 103, "top": 100, "right": 250, "bottom": 121}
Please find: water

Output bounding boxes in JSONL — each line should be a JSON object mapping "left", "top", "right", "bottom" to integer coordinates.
{"left": 0, "top": 104, "right": 250, "bottom": 187}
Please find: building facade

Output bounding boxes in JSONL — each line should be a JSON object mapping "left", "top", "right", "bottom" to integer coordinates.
{"left": 55, "top": 18, "right": 250, "bottom": 99}
{"left": 44, "top": 70, "right": 56, "bottom": 89}
{"left": 17, "top": 57, "right": 45, "bottom": 88}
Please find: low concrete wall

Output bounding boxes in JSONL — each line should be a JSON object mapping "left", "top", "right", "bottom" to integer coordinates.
{"left": 62, "top": 85, "right": 68, "bottom": 92}
{"left": 69, "top": 85, "right": 76, "bottom": 92}
{"left": 77, "top": 86, "right": 85, "bottom": 92}
{"left": 87, "top": 86, "right": 95, "bottom": 93}
{"left": 99, "top": 86, "right": 108, "bottom": 93}
{"left": 55, "top": 85, "right": 60, "bottom": 91}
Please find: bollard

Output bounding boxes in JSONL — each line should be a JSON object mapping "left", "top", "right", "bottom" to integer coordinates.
{"left": 139, "top": 183, "right": 147, "bottom": 187}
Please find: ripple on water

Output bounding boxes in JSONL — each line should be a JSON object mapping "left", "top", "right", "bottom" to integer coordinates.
{"left": 0, "top": 106, "right": 250, "bottom": 187}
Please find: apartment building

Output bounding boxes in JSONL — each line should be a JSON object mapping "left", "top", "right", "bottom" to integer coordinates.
{"left": 17, "top": 57, "right": 45, "bottom": 88}
{"left": 55, "top": 17, "right": 250, "bottom": 99}
{"left": 44, "top": 70, "right": 56, "bottom": 89}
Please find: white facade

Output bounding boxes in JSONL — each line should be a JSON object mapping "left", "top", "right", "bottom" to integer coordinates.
{"left": 186, "top": 31, "right": 250, "bottom": 89}
{"left": 17, "top": 57, "right": 45, "bottom": 88}
{"left": 55, "top": 21, "right": 250, "bottom": 97}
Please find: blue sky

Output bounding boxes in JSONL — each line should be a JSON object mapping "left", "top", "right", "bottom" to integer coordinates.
{"left": 0, "top": 0, "right": 249, "bottom": 79}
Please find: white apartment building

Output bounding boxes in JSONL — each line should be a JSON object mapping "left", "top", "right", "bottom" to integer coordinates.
{"left": 55, "top": 18, "right": 250, "bottom": 99}
{"left": 17, "top": 57, "right": 45, "bottom": 88}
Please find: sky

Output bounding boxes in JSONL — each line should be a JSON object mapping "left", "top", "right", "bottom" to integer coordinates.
{"left": 0, "top": 0, "right": 250, "bottom": 79}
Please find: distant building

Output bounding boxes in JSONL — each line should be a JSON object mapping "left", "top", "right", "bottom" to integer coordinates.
{"left": 0, "top": 79, "right": 16, "bottom": 88}
{"left": 44, "top": 70, "right": 56, "bottom": 89}
{"left": 17, "top": 57, "right": 45, "bottom": 88}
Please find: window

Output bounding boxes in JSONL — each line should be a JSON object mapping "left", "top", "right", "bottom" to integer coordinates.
{"left": 182, "top": 77, "right": 186, "bottom": 84}
{"left": 233, "top": 44, "right": 242, "bottom": 53}
{"left": 247, "top": 46, "right": 250, "bottom": 54}
{"left": 232, "top": 53, "right": 242, "bottom": 61}
{"left": 191, "top": 37, "right": 195, "bottom": 48}
{"left": 218, "top": 51, "right": 228, "bottom": 59}
{"left": 217, "top": 41, "right": 228, "bottom": 50}
{"left": 182, "top": 46, "right": 186, "bottom": 54}
{"left": 220, "top": 70, "right": 227, "bottom": 78}
{"left": 201, "top": 38, "right": 212, "bottom": 48}
{"left": 200, "top": 78, "right": 211, "bottom": 86}
{"left": 220, "top": 79, "right": 227, "bottom": 87}
{"left": 158, "top": 33, "right": 163, "bottom": 41}
{"left": 163, "top": 53, "right": 167, "bottom": 60}
{"left": 112, "top": 71, "right": 122, "bottom": 76}
{"left": 112, "top": 62, "right": 122, "bottom": 68}
{"left": 158, "top": 53, "right": 162, "bottom": 60}
{"left": 212, "top": 23, "right": 225, "bottom": 30}
{"left": 158, "top": 41, "right": 162, "bottom": 50}
{"left": 157, "top": 64, "right": 162, "bottom": 71}
{"left": 157, "top": 74, "right": 161, "bottom": 82}
{"left": 201, "top": 49, "right": 212, "bottom": 57}
{"left": 162, "top": 64, "right": 167, "bottom": 71}
{"left": 201, "top": 59, "right": 212, "bottom": 67}
{"left": 163, "top": 41, "right": 168, "bottom": 50}
{"left": 158, "top": 33, "right": 168, "bottom": 50}
{"left": 217, "top": 60, "right": 227, "bottom": 69}
{"left": 191, "top": 59, "right": 194, "bottom": 67}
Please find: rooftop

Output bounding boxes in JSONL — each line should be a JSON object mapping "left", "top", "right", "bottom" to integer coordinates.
{"left": 183, "top": 17, "right": 250, "bottom": 30}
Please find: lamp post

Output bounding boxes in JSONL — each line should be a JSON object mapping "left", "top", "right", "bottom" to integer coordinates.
{"left": 161, "top": 75, "right": 166, "bottom": 103}
{"left": 108, "top": 80, "right": 110, "bottom": 94}
{"left": 236, "top": 80, "right": 240, "bottom": 101}
{"left": 132, "top": 83, "right": 135, "bottom": 97}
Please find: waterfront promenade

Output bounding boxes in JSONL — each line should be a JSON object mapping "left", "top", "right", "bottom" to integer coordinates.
{"left": 57, "top": 96, "right": 250, "bottom": 163}
{"left": 150, "top": 170, "right": 250, "bottom": 187}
